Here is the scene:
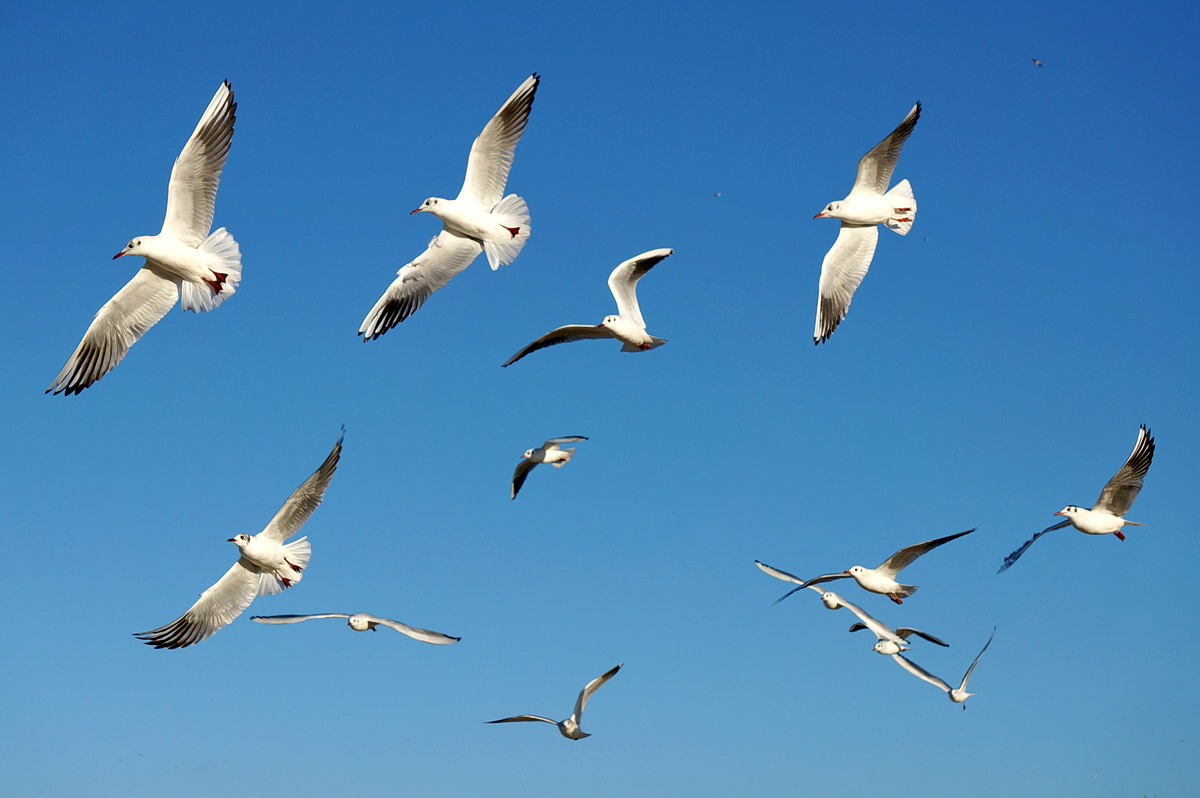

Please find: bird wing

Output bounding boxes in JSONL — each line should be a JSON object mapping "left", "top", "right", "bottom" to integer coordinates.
{"left": 487, "top": 715, "right": 559, "bottom": 725}
{"left": 798, "top": 572, "right": 853, "bottom": 590}
{"left": 359, "top": 230, "right": 484, "bottom": 340}
{"left": 890, "top": 653, "right": 951, "bottom": 693}
{"left": 160, "top": 81, "right": 237, "bottom": 247}
{"left": 371, "top": 615, "right": 461, "bottom": 645}
{"left": 573, "top": 662, "right": 623, "bottom": 724}
{"left": 47, "top": 265, "right": 181, "bottom": 395}
{"left": 848, "top": 102, "right": 920, "bottom": 198}
{"left": 250, "top": 614, "right": 350, "bottom": 624}
{"left": 501, "top": 324, "right": 614, "bottom": 367}
{"left": 606, "top": 248, "right": 673, "bottom": 329}
{"left": 876, "top": 528, "right": 976, "bottom": 579}
{"left": 260, "top": 430, "right": 344, "bottom": 543}
{"left": 456, "top": 74, "right": 539, "bottom": 209}
{"left": 511, "top": 458, "right": 537, "bottom": 499}
{"left": 134, "top": 558, "right": 261, "bottom": 648}
{"left": 958, "top": 628, "right": 996, "bottom": 691}
{"left": 546, "top": 436, "right": 588, "bottom": 446}
{"left": 895, "top": 628, "right": 949, "bottom": 647}
{"left": 1093, "top": 425, "right": 1155, "bottom": 516}
{"left": 836, "top": 597, "right": 904, "bottom": 644}
{"left": 997, "top": 520, "right": 1070, "bottom": 573}
{"left": 813, "top": 223, "right": 878, "bottom": 344}
{"left": 755, "top": 560, "right": 821, "bottom": 604}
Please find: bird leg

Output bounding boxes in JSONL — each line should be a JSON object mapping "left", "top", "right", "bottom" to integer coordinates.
{"left": 1114, "top": 530, "right": 1126, "bottom": 541}
{"left": 501, "top": 226, "right": 520, "bottom": 239}
{"left": 203, "top": 271, "right": 229, "bottom": 295}
{"left": 638, "top": 343, "right": 652, "bottom": 350}
{"left": 888, "top": 594, "right": 904, "bottom": 605}
{"left": 285, "top": 558, "right": 304, "bottom": 573}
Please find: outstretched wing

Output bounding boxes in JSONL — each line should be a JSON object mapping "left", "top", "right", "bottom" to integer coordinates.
{"left": 959, "top": 628, "right": 996, "bottom": 691}
{"left": 848, "top": 102, "right": 920, "bottom": 198}
{"left": 260, "top": 430, "right": 343, "bottom": 543}
{"left": 250, "top": 614, "right": 350, "bottom": 624}
{"left": 814, "top": 223, "right": 878, "bottom": 344}
{"left": 457, "top": 75, "right": 539, "bottom": 209}
{"left": 895, "top": 628, "right": 949, "bottom": 647}
{"left": 359, "top": 231, "right": 483, "bottom": 340}
{"left": 876, "top": 529, "right": 975, "bottom": 579}
{"left": 134, "top": 558, "right": 260, "bottom": 649}
{"left": 545, "top": 436, "right": 588, "bottom": 447}
{"left": 370, "top": 615, "right": 461, "bottom": 645}
{"left": 48, "top": 265, "right": 181, "bottom": 395}
{"left": 573, "top": 662, "right": 623, "bottom": 724}
{"left": 891, "top": 653, "right": 951, "bottom": 693}
{"left": 502, "top": 325, "right": 614, "bottom": 367}
{"left": 511, "top": 458, "right": 537, "bottom": 499}
{"left": 487, "top": 715, "right": 559, "bottom": 725}
{"left": 1093, "top": 425, "right": 1155, "bottom": 516}
{"left": 606, "top": 248, "right": 673, "bottom": 329}
{"left": 161, "top": 81, "right": 237, "bottom": 247}
{"left": 997, "top": 520, "right": 1070, "bottom": 573}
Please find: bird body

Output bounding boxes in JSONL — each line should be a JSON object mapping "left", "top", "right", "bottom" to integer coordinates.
{"left": 842, "top": 564, "right": 916, "bottom": 599}
{"left": 252, "top": 612, "right": 459, "bottom": 644}
{"left": 511, "top": 436, "right": 587, "bottom": 498}
{"left": 891, "top": 629, "right": 995, "bottom": 708}
{"left": 1054, "top": 505, "right": 1145, "bottom": 537}
{"left": 488, "top": 663, "right": 622, "bottom": 740}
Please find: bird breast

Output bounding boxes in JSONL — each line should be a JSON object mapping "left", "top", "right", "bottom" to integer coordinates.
{"left": 600, "top": 316, "right": 647, "bottom": 345}
{"left": 137, "top": 235, "right": 224, "bottom": 283}
{"left": 238, "top": 536, "right": 287, "bottom": 570}
{"left": 828, "top": 195, "right": 899, "bottom": 226}
{"left": 427, "top": 199, "right": 512, "bottom": 242}
{"left": 1071, "top": 508, "right": 1124, "bottom": 535}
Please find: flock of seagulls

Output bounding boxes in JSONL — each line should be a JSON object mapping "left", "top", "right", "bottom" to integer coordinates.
{"left": 46, "top": 71, "right": 1160, "bottom": 737}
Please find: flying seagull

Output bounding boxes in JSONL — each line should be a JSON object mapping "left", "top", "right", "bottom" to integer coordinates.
{"left": 999, "top": 425, "right": 1154, "bottom": 573}
{"left": 134, "top": 430, "right": 343, "bottom": 649}
{"left": 891, "top": 628, "right": 995, "bottom": 709}
{"left": 755, "top": 561, "right": 843, "bottom": 609}
{"left": 812, "top": 102, "right": 920, "bottom": 344}
{"left": 487, "top": 663, "right": 622, "bottom": 740}
{"left": 1033, "top": 58, "right": 1043, "bottom": 67}
{"left": 359, "top": 74, "right": 539, "bottom": 340}
{"left": 502, "top": 249, "right": 673, "bottom": 366}
{"left": 768, "top": 529, "right": 975, "bottom": 605}
{"left": 251, "top": 612, "right": 459, "bottom": 644}
{"left": 511, "top": 436, "right": 587, "bottom": 499}
{"left": 49, "top": 81, "right": 241, "bottom": 394}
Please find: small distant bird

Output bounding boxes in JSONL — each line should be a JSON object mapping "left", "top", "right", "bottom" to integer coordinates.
{"left": 813, "top": 102, "right": 920, "bottom": 344}
{"left": 502, "top": 249, "right": 673, "bottom": 366}
{"left": 999, "top": 425, "right": 1155, "bottom": 572}
{"left": 1033, "top": 58, "right": 1043, "bottom": 67}
{"left": 768, "top": 529, "right": 975, "bottom": 605}
{"left": 134, "top": 431, "right": 343, "bottom": 649}
{"left": 488, "top": 663, "right": 623, "bottom": 740}
{"left": 251, "top": 612, "right": 459, "bottom": 644}
{"left": 49, "top": 82, "right": 241, "bottom": 395}
{"left": 891, "top": 628, "right": 995, "bottom": 709}
{"left": 359, "top": 75, "right": 539, "bottom": 340}
{"left": 714, "top": 192, "right": 722, "bottom": 197}
{"left": 511, "top": 436, "right": 587, "bottom": 499}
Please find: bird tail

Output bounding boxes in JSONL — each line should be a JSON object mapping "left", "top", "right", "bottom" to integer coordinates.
{"left": 181, "top": 227, "right": 242, "bottom": 312}
{"left": 551, "top": 448, "right": 575, "bottom": 468}
{"left": 894, "top": 583, "right": 918, "bottom": 598}
{"left": 883, "top": 180, "right": 916, "bottom": 235}
{"left": 256, "top": 536, "right": 311, "bottom": 596}
{"left": 484, "top": 194, "right": 531, "bottom": 270}
{"left": 621, "top": 336, "right": 667, "bottom": 353}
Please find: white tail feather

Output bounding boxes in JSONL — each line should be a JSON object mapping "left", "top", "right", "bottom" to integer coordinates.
{"left": 551, "top": 448, "right": 575, "bottom": 468}
{"left": 621, "top": 336, "right": 667, "bottom": 353}
{"left": 883, "top": 180, "right": 916, "bottom": 236}
{"left": 484, "top": 194, "right": 531, "bottom": 270}
{"left": 255, "top": 536, "right": 311, "bottom": 596}
{"left": 181, "top": 227, "right": 242, "bottom": 312}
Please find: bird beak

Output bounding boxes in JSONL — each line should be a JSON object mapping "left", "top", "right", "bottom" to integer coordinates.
{"left": 227, "top": 538, "right": 236, "bottom": 542}
{"left": 843, "top": 570, "right": 851, "bottom": 575}
{"left": 813, "top": 212, "right": 827, "bottom": 219}
{"left": 597, "top": 323, "right": 605, "bottom": 328}
{"left": 1054, "top": 511, "right": 1064, "bottom": 516}
{"left": 410, "top": 207, "right": 423, "bottom": 215}
{"left": 113, "top": 251, "right": 126, "bottom": 259}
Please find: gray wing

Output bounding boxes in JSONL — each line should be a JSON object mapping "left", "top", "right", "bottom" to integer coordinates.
{"left": 48, "top": 265, "right": 181, "bottom": 395}
{"left": 457, "top": 74, "right": 539, "bottom": 209}
{"left": 891, "top": 653, "right": 951, "bottom": 693}
{"left": 260, "top": 430, "right": 344, "bottom": 543}
{"left": 502, "top": 324, "right": 615, "bottom": 367}
{"left": 876, "top": 528, "right": 976, "bottom": 579}
{"left": 545, "top": 436, "right": 588, "bottom": 447}
{"left": 511, "top": 458, "right": 537, "bottom": 499}
{"left": 573, "top": 662, "right": 622, "bottom": 724}
{"left": 814, "top": 223, "right": 878, "bottom": 344}
{"left": 895, "top": 628, "right": 949, "bottom": 647}
{"left": 487, "top": 715, "right": 559, "bottom": 725}
{"left": 369, "top": 615, "right": 461, "bottom": 645}
{"left": 161, "top": 81, "right": 236, "bottom": 247}
{"left": 134, "top": 558, "right": 260, "bottom": 649}
{"left": 997, "top": 520, "right": 1070, "bottom": 573}
{"left": 837, "top": 596, "right": 904, "bottom": 644}
{"left": 959, "top": 628, "right": 996, "bottom": 691}
{"left": 606, "top": 248, "right": 674, "bottom": 329}
{"left": 1093, "top": 425, "right": 1155, "bottom": 516}
{"left": 848, "top": 102, "right": 920, "bottom": 198}
{"left": 250, "top": 614, "right": 350, "bottom": 624}
{"left": 359, "top": 230, "right": 483, "bottom": 340}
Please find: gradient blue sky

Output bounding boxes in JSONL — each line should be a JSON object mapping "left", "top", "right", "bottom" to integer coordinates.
{"left": 2, "top": 2, "right": 1198, "bottom": 796}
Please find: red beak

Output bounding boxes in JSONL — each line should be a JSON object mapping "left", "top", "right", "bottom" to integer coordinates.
{"left": 1054, "top": 511, "right": 1064, "bottom": 516}
{"left": 410, "top": 208, "right": 423, "bottom": 215}
{"left": 597, "top": 323, "right": 605, "bottom": 328}
{"left": 113, "top": 251, "right": 126, "bottom": 259}
{"left": 843, "top": 570, "right": 851, "bottom": 575}
{"left": 227, "top": 537, "right": 236, "bottom": 542}
{"left": 813, "top": 213, "right": 827, "bottom": 219}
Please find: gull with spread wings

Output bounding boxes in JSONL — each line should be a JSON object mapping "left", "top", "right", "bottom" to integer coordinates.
{"left": 488, "top": 663, "right": 622, "bottom": 740}
{"left": 511, "top": 436, "right": 587, "bottom": 499}
{"left": 252, "top": 612, "right": 459, "bottom": 644}
{"left": 134, "top": 431, "right": 342, "bottom": 649}
{"left": 360, "top": 75, "right": 538, "bottom": 339}
{"left": 892, "top": 628, "right": 995, "bottom": 709}
{"left": 49, "top": 82, "right": 241, "bottom": 394}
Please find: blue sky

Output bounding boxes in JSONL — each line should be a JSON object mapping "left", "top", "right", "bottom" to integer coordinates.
{"left": 2, "top": 1, "right": 1198, "bottom": 796}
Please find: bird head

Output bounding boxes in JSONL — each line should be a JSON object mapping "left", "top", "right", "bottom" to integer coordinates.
{"left": 114, "top": 238, "right": 146, "bottom": 259}
{"left": 1055, "top": 506, "right": 1080, "bottom": 517}
{"left": 227, "top": 533, "right": 251, "bottom": 548}
{"left": 814, "top": 201, "right": 842, "bottom": 220}
{"left": 846, "top": 566, "right": 865, "bottom": 577}
{"left": 520, "top": 449, "right": 534, "bottom": 459}
{"left": 347, "top": 614, "right": 373, "bottom": 631}
{"left": 411, "top": 197, "right": 440, "bottom": 215}
{"left": 820, "top": 591, "right": 841, "bottom": 610}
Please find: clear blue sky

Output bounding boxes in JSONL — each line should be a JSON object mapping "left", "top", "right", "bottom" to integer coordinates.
{"left": 2, "top": 2, "right": 1197, "bottom": 796}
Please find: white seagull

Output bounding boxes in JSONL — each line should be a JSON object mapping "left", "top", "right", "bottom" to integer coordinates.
{"left": 134, "top": 431, "right": 342, "bottom": 649}
{"left": 812, "top": 102, "right": 920, "bottom": 344}
{"left": 767, "top": 529, "right": 975, "bottom": 605}
{"left": 502, "top": 249, "right": 673, "bottom": 367}
{"left": 359, "top": 74, "right": 538, "bottom": 340}
{"left": 999, "top": 425, "right": 1155, "bottom": 573}
{"left": 891, "top": 628, "right": 995, "bottom": 709}
{"left": 511, "top": 436, "right": 588, "bottom": 499}
{"left": 48, "top": 81, "right": 241, "bottom": 395}
{"left": 488, "top": 663, "right": 622, "bottom": 740}
{"left": 251, "top": 612, "right": 459, "bottom": 644}
{"left": 755, "top": 561, "right": 843, "bottom": 609}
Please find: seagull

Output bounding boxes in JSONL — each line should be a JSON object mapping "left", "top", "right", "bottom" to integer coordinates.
{"left": 134, "top": 431, "right": 342, "bottom": 649}
{"left": 251, "top": 613, "right": 459, "bottom": 644}
{"left": 891, "top": 628, "right": 995, "bottom": 709}
{"left": 1033, "top": 58, "right": 1043, "bottom": 67}
{"left": 999, "top": 425, "right": 1155, "bottom": 573}
{"left": 48, "top": 82, "right": 241, "bottom": 395}
{"left": 768, "top": 529, "right": 975, "bottom": 605}
{"left": 511, "top": 436, "right": 587, "bottom": 499}
{"left": 501, "top": 249, "right": 673, "bottom": 367}
{"left": 755, "top": 561, "right": 842, "bottom": 609}
{"left": 812, "top": 102, "right": 920, "bottom": 344}
{"left": 488, "top": 663, "right": 622, "bottom": 740}
{"left": 359, "top": 74, "right": 539, "bottom": 340}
